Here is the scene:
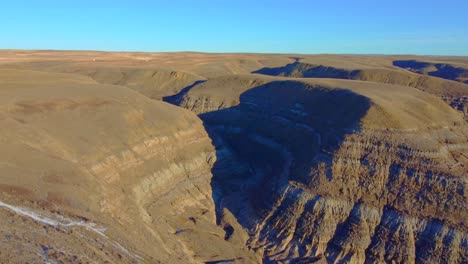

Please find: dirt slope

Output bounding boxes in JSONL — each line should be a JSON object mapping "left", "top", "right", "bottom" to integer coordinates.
{"left": 0, "top": 50, "right": 467, "bottom": 264}
{"left": 0, "top": 68, "right": 257, "bottom": 263}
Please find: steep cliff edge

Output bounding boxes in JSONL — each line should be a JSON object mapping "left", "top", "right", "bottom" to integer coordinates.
{"left": 62, "top": 67, "right": 204, "bottom": 100}
{"left": 393, "top": 60, "right": 468, "bottom": 84}
{"left": 1, "top": 52, "right": 467, "bottom": 264}
{"left": 176, "top": 76, "right": 468, "bottom": 263}
{"left": 0, "top": 69, "right": 257, "bottom": 263}
{"left": 253, "top": 61, "right": 468, "bottom": 119}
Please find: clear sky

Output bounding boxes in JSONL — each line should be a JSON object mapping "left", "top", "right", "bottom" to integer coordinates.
{"left": 2, "top": 0, "right": 468, "bottom": 55}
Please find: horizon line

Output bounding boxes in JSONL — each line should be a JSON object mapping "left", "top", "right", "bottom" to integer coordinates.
{"left": 1, "top": 48, "right": 467, "bottom": 58}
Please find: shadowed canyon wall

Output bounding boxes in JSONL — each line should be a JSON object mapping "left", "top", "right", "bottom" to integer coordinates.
{"left": 175, "top": 78, "right": 468, "bottom": 263}
{"left": 0, "top": 52, "right": 467, "bottom": 264}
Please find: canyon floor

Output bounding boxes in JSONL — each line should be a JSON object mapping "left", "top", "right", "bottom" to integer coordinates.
{"left": 0, "top": 50, "right": 467, "bottom": 263}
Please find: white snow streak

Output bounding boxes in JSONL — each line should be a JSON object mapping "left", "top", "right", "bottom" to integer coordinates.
{"left": 0, "top": 200, "right": 141, "bottom": 261}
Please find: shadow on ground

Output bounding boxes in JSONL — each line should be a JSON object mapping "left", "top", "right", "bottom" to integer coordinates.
{"left": 163, "top": 80, "right": 206, "bottom": 104}
{"left": 393, "top": 60, "right": 468, "bottom": 83}
{"left": 192, "top": 81, "right": 371, "bottom": 236}
{"left": 252, "top": 61, "right": 358, "bottom": 79}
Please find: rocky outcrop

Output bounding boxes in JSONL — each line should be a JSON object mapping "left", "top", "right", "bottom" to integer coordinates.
{"left": 0, "top": 69, "right": 258, "bottom": 263}
{"left": 253, "top": 61, "right": 468, "bottom": 119}
{"left": 393, "top": 60, "right": 468, "bottom": 84}
{"left": 176, "top": 77, "right": 468, "bottom": 263}
{"left": 1, "top": 52, "right": 467, "bottom": 264}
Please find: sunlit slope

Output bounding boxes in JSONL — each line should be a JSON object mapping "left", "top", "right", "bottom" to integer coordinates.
{"left": 0, "top": 69, "right": 257, "bottom": 263}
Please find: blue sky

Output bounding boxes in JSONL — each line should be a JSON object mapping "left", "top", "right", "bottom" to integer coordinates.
{"left": 1, "top": 0, "right": 467, "bottom": 55}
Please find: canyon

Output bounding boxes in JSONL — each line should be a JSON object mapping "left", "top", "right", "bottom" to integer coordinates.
{"left": 0, "top": 51, "right": 467, "bottom": 263}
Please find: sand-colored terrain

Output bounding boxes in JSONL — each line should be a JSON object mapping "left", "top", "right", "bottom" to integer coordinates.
{"left": 0, "top": 50, "right": 467, "bottom": 263}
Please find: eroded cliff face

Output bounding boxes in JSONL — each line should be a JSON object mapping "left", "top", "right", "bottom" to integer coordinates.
{"left": 176, "top": 78, "right": 468, "bottom": 263}
{"left": 253, "top": 60, "right": 468, "bottom": 120}
{"left": 392, "top": 60, "right": 468, "bottom": 84}
{"left": 1, "top": 52, "right": 467, "bottom": 264}
{"left": 0, "top": 69, "right": 257, "bottom": 263}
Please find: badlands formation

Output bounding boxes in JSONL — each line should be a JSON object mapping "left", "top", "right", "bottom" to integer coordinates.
{"left": 0, "top": 50, "right": 467, "bottom": 263}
